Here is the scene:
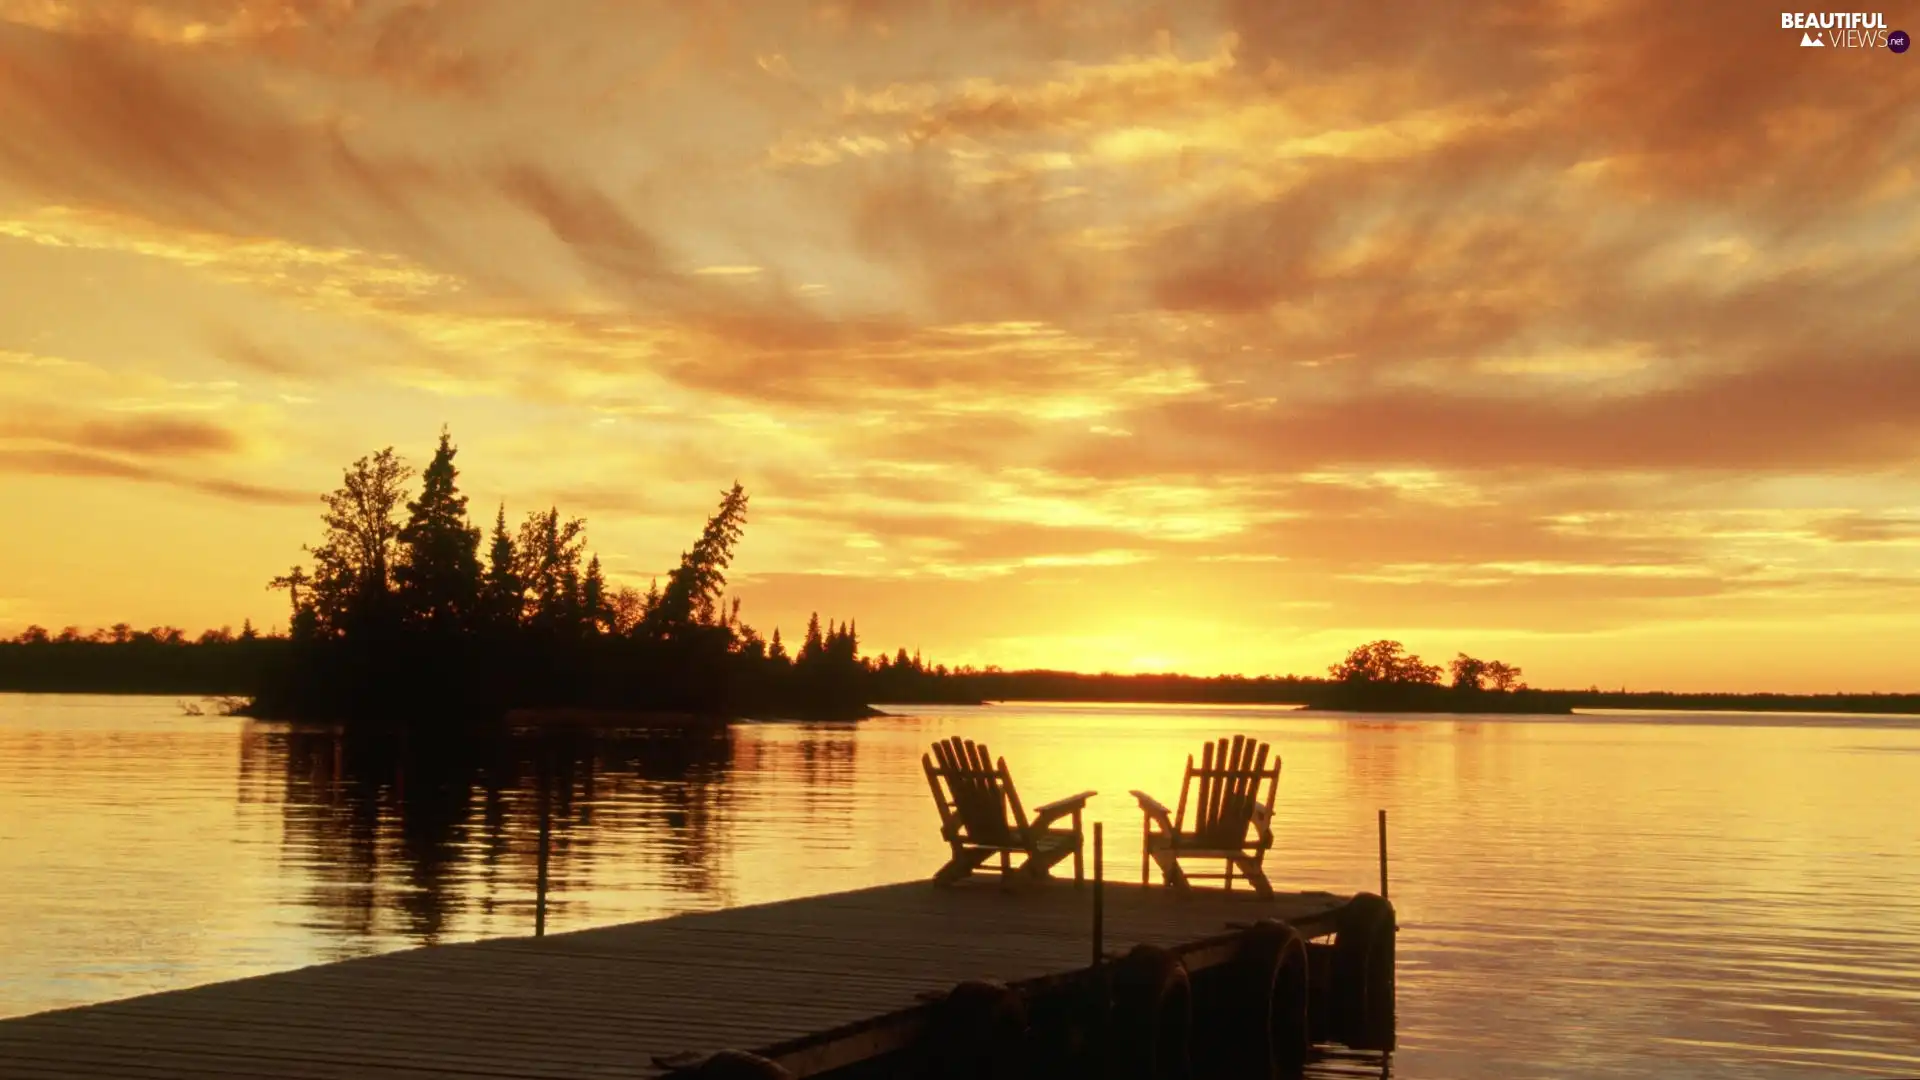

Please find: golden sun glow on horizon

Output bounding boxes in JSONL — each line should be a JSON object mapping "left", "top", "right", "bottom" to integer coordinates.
{"left": 1, "top": 1, "right": 1919, "bottom": 692}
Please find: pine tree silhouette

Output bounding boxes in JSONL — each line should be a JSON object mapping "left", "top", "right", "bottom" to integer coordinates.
{"left": 395, "top": 428, "right": 482, "bottom": 632}
{"left": 478, "top": 504, "right": 522, "bottom": 633}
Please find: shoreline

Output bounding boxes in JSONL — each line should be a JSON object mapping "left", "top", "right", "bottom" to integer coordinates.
{"left": 7, "top": 682, "right": 1920, "bottom": 718}
{"left": 223, "top": 702, "right": 897, "bottom": 729}
{"left": 1297, "top": 703, "right": 1575, "bottom": 716}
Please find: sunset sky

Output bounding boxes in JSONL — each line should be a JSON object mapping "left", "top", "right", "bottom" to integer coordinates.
{"left": 2, "top": 1, "right": 1918, "bottom": 691}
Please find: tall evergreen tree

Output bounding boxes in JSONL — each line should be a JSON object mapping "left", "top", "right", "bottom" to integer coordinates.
{"left": 647, "top": 483, "right": 750, "bottom": 636}
{"left": 395, "top": 428, "right": 482, "bottom": 631}
{"left": 800, "top": 613, "right": 824, "bottom": 664}
{"left": 581, "top": 555, "right": 609, "bottom": 635}
{"left": 478, "top": 505, "right": 523, "bottom": 631}
{"left": 768, "top": 627, "right": 789, "bottom": 664}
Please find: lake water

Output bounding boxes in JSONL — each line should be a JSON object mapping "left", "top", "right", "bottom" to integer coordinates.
{"left": 1, "top": 694, "right": 1917, "bottom": 1078}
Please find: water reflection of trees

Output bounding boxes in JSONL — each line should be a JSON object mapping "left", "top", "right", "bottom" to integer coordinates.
{"left": 240, "top": 722, "right": 736, "bottom": 949}
{"left": 576, "top": 727, "right": 737, "bottom": 901}
{"left": 735, "top": 722, "right": 861, "bottom": 823}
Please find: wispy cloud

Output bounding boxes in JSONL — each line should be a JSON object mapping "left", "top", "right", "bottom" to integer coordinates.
{"left": 0, "top": 448, "right": 304, "bottom": 504}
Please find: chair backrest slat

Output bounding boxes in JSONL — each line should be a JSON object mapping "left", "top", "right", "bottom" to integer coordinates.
{"left": 1172, "top": 752, "right": 1194, "bottom": 833}
{"left": 999, "top": 755, "right": 1033, "bottom": 837}
{"left": 1196, "top": 739, "right": 1218, "bottom": 834}
{"left": 1176, "top": 734, "right": 1282, "bottom": 848}
{"left": 1221, "top": 740, "right": 1267, "bottom": 843}
{"left": 1198, "top": 736, "right": 1238, "bottom": 837}
{"left": 1194, "top": 740, "right": 1214, "bottom": 834}
{"left": 1204, "top": 737, "right": 1233, "bottom": 837}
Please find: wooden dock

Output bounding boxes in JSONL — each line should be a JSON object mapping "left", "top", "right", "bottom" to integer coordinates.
{"left": 0, "top": 880, "right": 1361, "bottom": 1079}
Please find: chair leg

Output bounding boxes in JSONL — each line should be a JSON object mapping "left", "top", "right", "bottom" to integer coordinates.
{"left": 1235, "top": 856, "right": 1274, "bottom": 899}
{"left": 1072, "top": 809, "right": 1084, "bottom": 884}
{"left": 1141, "top": 819, "right": 1150, "bottom": 885}
{"left": 1018, "top": 846, "right": 1072, "bottom": 888}
{"left": 934, "top": 848, "right": 994, "bottom": 886}
{"left": 1151, "top": 850, "right": 1190, "bottom": 891}
{"left": 1224, "top": 860, "right": 1235, "bottom": 891}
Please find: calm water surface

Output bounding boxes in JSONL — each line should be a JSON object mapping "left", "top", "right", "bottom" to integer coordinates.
{"left": 1, "top": 694, "right": 1917, "bottom": 1078}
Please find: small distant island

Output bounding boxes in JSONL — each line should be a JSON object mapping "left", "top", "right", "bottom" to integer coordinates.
{"left": 2, "top": 430, "right": 1918, "bottom": 725}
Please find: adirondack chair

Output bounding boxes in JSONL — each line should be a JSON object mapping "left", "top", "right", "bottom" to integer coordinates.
{"left": 922, "top": 737, "right": 1096, "bottom": 886}
{"left": 1129, "top": 735, "right": 1282, "bottom": 898}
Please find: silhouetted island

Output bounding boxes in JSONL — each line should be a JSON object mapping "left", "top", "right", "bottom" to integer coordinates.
{"left": 240, "top": 431, "right": 909, "bottom": 726}
{"left": 3, "top": 432, "right": 1918, "bottom": 724}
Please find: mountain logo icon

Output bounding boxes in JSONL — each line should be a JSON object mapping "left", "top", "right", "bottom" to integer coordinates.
{"left": 1801, "top": 31, "right": 1825, "bottom": 46}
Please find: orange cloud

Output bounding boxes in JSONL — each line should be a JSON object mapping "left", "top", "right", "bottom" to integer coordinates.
{"left": 1, "top": 407, "right": 245, "bottom": 456}
{"left": 74, "top": 415, "right": 243, "bottom": 456}
{"left": 1036, "top": 347, "right": 1920, "bottom": 478}
{"left": 0, "top": 448, "right": 303, "bottom": 504}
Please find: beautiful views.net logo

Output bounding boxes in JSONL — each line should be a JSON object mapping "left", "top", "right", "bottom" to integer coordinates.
{"left": 1781, "top": 11, "right": 1911, "bottom": 50}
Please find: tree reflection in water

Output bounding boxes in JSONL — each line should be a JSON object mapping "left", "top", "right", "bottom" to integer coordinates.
{"left": 245, "top": 722, "right": 736, "bottom": 952}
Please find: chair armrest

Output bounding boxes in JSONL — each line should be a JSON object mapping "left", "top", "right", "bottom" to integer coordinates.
{"left": 1250, "top": 801, "right": 1274, "bottom": 848}
{"left": 1130, "top": 790, "right": 1177, "bottom": 835}
{"left": 1031, "top": 790, "right": 1097, "bottom": 829}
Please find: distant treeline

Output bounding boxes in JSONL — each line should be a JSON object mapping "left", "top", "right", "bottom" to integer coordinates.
{"left": 5, "top": 628, "right": 1918, "bottom": 718}
{"left": 0, "top": 622, "right": 981, "bottom": 717}
{"left": 0, "top": 629, "right": 284, "bottom": 696}
{"left": 877, "top": 670, "right": 1920, "bottom": 715}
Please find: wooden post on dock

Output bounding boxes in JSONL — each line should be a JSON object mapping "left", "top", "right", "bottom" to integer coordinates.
{"left": 1091, "top": 822, "right": 1104, "bottom": 968}
{"left": 536, "top": 756, "right": 552, "bottom": 938}
{"left": 1377, "top": 808, "right": 1389, "bottom": 900}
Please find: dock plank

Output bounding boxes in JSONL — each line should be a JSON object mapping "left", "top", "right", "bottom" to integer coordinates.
{"left": 0, "top": 881, "right": 1349, "bottom": 1079}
